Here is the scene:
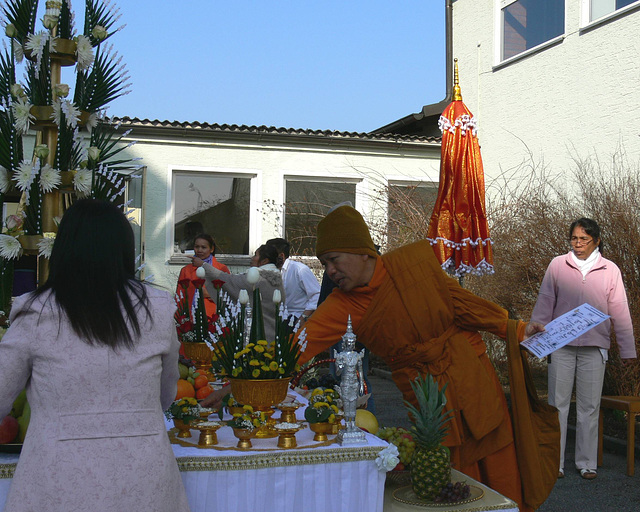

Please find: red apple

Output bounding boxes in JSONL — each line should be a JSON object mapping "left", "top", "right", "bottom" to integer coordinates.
{"left": 0, "top": 415, "right": 19, "bottom": 444}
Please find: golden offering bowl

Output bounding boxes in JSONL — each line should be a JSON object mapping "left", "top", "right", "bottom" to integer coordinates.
{"left": 232, "top": 428, "right": 256, "bottom": 449}
{"left": 255, "top": 409, "right": 278, "bottom": 439}
{"left": 194, "top": 422, "right": 222, "bottom": 446}
{"left": 199, "top": 408, "right": 217, "bottom": 419}
{"left": 274, "top": 422, "right": 304, "bottom": 449}
{"left": 309, "top": 421, "right": 334, "bottom": 442}
{"left": 276, "top": 400, "right": 303, "bottom": 424}
{"left": 230, "top": 378, "right": 290, "bottom": 412}
{"left": 173, "top": 418, "right": 196, "bottom": 439}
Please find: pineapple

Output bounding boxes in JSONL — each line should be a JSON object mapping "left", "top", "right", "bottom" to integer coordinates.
{"left": 404, "top": 374, "right": 454, "bottom": 501}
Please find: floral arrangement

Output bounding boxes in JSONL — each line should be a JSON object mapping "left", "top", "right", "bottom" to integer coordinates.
{"left": 209, "top": 267, "right": 305, "bottom": 380}
{"left": 304, "top": 388, "right": 341, "bottom": 424}
{"left": 174, "top": 277, "right": 219, "bottom": 343}
{"left": 165, "top": 397, "right": 201, "bottom": 425}
{"left": 375, "top": 444, "right": 401, "bottom": 472}
{"left": 226, "top": 405, "right": 268, "bottom": 431}
{"left": 0, "top": 0, "right": 142, "bottom": 318}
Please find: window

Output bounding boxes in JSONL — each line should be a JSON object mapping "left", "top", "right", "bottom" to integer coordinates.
{"left": 173, "top": 171, "right": 252, "bottom": 256}
{"left": 387, "top": 182, "right": 438, "bottom": 250}
{"left": 283, "top": 179, "right": 357, "bottom": 256}
{"left": 588, "top": 0, "right": 638, "bottom": 22}
{"left": 501, "top": 0, "right": 564, "bottom": 61}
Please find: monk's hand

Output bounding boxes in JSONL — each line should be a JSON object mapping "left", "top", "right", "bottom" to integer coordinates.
{"left": 199, "top": 387, "right": 227, "bottom": 409}
{"left": 524, "top": 321, "right": 545, "bottom": 339}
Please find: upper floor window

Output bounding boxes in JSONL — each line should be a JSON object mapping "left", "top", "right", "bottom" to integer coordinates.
{"left": 588, "top": 0, "right": 638, "bottom": 22}
{"left": 501, "top": 0, "right": 564, "bottom": 61}
{"left": 283, "top": 178, "right": 357, "bottom": 256}
{"left": 173, "top": 171, "right": 253, "bottom": 257}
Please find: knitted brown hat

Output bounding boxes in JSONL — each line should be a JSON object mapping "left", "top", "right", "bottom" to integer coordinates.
{"left": 315, "top": 206, "right": 378, "bottom": 258}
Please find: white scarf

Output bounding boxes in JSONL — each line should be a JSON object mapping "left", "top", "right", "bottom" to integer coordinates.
{"left": 571, "top": 247, "right": 600, "bottom": 277}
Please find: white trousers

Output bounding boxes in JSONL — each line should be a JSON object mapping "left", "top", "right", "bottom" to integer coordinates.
{"left": 548, "top": 345, "right": 606, "bottom": 471}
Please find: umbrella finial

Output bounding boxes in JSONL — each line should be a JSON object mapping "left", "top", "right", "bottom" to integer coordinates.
{"left": 453, "top": 58, "right": 462, "bottom": 101}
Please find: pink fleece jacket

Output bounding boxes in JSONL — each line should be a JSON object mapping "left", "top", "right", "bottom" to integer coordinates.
{"left": 531, "top": 251, "right": 636, "bottom": 359}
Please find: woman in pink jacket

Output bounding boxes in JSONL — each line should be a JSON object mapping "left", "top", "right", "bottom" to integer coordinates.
{"left": 531, "top": 218, "right": 636, "bottom": 481}
{"left": 0, "top": 200, "right": 190, "bottom": 512}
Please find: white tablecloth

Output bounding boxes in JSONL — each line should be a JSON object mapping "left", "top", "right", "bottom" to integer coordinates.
{"left": 1, "top": 414, "right": 387, "bottom": 512}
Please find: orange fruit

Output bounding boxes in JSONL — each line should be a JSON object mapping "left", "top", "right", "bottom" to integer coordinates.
{"left": 194, "top": 374, "right": 209, "bottom": 390}
{"left": 175, "top": 379, "right": 195, "bottom": 400}
{"left": 196, "top": 385, "right": 213, "bottom": 400}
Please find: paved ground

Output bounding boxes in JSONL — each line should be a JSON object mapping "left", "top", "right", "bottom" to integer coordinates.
{"left": 367, "top": 369, "right": 640, "bottom": 511}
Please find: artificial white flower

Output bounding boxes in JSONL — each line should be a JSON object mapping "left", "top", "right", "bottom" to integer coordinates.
{"left": 238, "top": 289, "right": 250, "bottom": 305}
{"left": 246, "top": 267, "right": 260, "bottom": 284}
{"left": 12, "top": 40, "right": 24, "bottom": 63}
{"left": 0, "top": 166, "right": 9, "bottom": 193}
{"left": 51, "top": 98, "right": 81, "bottom": 128}
{"left": 87, "top": 146, "right": 100, "bottom": 161}
{"left": 53, "top": 83, "right": 69, "bottom": 98}
{"left": 13, "top": 161, "right": 37, "bottom": 192}
{"left": 37, "top": 236, "right": 55, "bottom": 258}
{"left": 42, "top": 14, "right": 58, "bottom": 30}
{"left": 5, "top": 214, "right": 23, "bottom": 231}
{"left": 12, "top": 98, "right": 34, "bottom": 134}
{"left": 195, "top": 266, "right": 206, "bottom": 278}
{"left": 375, "top": 444, "right": 400, "bottom": 472}
{"left": 10, "top": 83, "right": 26, "bottom": 99}
{"left": 0, "top": 234, "right": 22, "bottom": 260}
{"left": 5, "top": 23, "right": 17, "bottom": 38}
{"left": 272, "top": 289, "right": 281, "bottom": 304}
{"left": 25, "top": 31, "right": 49, "bottom": 71}
{"left": 73, "top": 169, "right": 92, "bottom": 196}
{"left": 75, "top": 35, "right": 94, "bottom": 71}
{"left": 34, "top": 144, "right": 50, "bottom": 160}
{"left": 85, "top": 112, "right": 99, "bottom": 130}
{"left": 39, "top": 164, "right": 61, "bottom": 193}
{"left": 92, "top": 25, "right": 108, "bottom": 41}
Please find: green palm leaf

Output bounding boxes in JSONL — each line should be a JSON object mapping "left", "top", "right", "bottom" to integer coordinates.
{"left": 84, "top": 0, "right": 121, "bottom": 46}
{"left": 1, "top": 0, "right": 38, "bottom": 43}
{"left": 74, "top": 45, "right": 130, "bottom": 112}
{"left": 57, "top": 0, "right": 75, "bottom": 40}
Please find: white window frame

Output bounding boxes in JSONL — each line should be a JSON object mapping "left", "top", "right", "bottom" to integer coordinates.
{"left": 494, "top": 0, "right": 566, "bottom": 68}
{"left": 166, "top": 165, "right": 261, "bottom": 263}
{"left": 580, "top": 0, "right": 640, "bottom": 28}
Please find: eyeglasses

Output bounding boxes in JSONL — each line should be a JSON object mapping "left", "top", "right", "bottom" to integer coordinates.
{"left": 570, "top": 237, "right": 593, "bottom": 246}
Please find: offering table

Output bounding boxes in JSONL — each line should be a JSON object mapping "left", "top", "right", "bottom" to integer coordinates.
{"left": 0, "top": 418, "right": 387, "bottom": 512}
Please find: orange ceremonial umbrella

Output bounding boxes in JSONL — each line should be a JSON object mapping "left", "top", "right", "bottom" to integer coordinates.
{"left": 427, "top": 60, "right": 493, "bottom": 277}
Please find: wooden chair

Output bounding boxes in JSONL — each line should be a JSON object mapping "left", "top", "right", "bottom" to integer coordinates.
{"left": 598, "top": 396, "right": 640, "bottom": 476}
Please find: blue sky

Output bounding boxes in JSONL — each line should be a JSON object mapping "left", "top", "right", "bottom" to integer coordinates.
{"left": 99, "top": 1, "right": 446, "bottom": 133}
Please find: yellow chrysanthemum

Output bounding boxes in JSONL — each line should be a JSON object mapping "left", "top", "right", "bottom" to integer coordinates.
{"left": 331, "top": 404, "right": 339, "bottom": 413}
{"left": 252, "top": 368, "right": 261, "bottom": 378}
{"left": 246, "top": 343, "right": 255, "bottom": 349}
{"left": 312, "top": 388, "right": 324, "bottom": 396}
{"left": 254, "top": 345, "right": 265, "bottom": 353}
{"left": 328, "top": 414, "right": 336, "bottom": 423}
{"left": 278, "top": 367, "right": 285, "bottom": 374}
{"left": 249, "top": 359, "right": 260, "bottom": 366}
{"left": 182, "top": 406, "right": 188, "bottom": 413}
{"left": 243, "top": 404, "right": 254, "bottom": 411}
{"left": 261, "top": 365, "right": 270, "bottom": 372}
{"left": 257, "top": 339, "right": 268, "bottom": 346}
{"left": 269, "top": 361, "right": 279, "bottom": 371}
{"left": 263, "top": 352, "right": 273, "bottom": 359}
{"left": 313, "top": 401, "right": 329, "bottom": 409}
{"left": 232, "top": 368, "right": 242, "bottom": 377}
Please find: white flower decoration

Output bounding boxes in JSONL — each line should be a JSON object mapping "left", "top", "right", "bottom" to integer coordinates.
{"left": 0, "top": 234, "right": 22, "bottom": 260}
{"left": 37, "top": 236, "right": 55, "bottom": 259}
{"left": 13, "top": 161, "right": 37, "bottom": 192}
{"left": 238, "top": 289, "right": 249, "bottom": 305}
{"left": 12, "top": 98, "right": 34, "bottom": 134}
{"left": 375, "top": 444, "right": 400, "bottom": 472}
{"left": 0, "top": 166, "right": 9, "bottom": 193}
{"left": 75, "top": 35, "right": 94, "bottom": 71}
{"left": 195, "top": 266, "right": 206, "bottom": 278}
{"left": 12, "top": 40, "right": 24, "bottom": 63}
{"left": 39, "top": 164, "right": 61, "bottom": 193}
{"left": 51, "top": 98, "right": 81, "bottom": 128}
{"left": 73, "top": 169, "right": 92, "bottom": 197}
{"left": 24, "top": 32, "right": 49, "bottom": 73}
{"left": 246, "top": 267, "right": 260, "bottom": 284}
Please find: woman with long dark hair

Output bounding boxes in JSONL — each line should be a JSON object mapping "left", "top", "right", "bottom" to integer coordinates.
{"left": 0, "top": 199, "right": 190, "bottom": 511}
{"left": 531, "top": 217, "right": 636, "bottom": 480}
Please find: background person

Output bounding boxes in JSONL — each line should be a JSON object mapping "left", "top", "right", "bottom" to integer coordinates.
{"left": 266, "top": 237, "right": 320, "bottom": 325}
{"left": 531, "top": 217, "right": 636, "bottom": 480}
{"left": 0, "top": 199, "right": 190, "bottom": 512}
{"left": 176, "top": 233, "right": 229, "bottom": 318}
{"left": 198, "top": 243, "right": 285, "bottom": 341}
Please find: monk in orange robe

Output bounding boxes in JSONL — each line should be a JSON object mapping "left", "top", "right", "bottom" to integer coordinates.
{"left": 299, "top": 205, "right": 544, "bottom": 511}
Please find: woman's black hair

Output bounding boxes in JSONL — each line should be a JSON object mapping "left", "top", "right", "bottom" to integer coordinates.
{"left": 29, "top": 199, "right": 150, "bottom": 348}
{"left": 256, "top": 243, "right": 279, "bottom": 265}
{"left": 570, "top": 217, "right": 603, "bottom": 255}
{"left": 194, "top": 233, "right": 216, "bottom": 256}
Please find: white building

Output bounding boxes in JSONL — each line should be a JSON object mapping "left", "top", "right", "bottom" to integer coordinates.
{"left": 380, "top": 0, "right": 640, "bottom": 183}
{"left": 113, "top": 118, "right": 440, "bottom": 290}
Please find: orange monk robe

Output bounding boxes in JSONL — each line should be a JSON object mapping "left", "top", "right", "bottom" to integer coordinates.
{"left": 176, "top": 257, "right": 230, "bottom": 319}
{"left": 299, "top": 241, "right": 531, "bottom": 511}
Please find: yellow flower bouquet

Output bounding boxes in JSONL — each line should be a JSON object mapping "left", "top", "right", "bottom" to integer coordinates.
{"left": 165, "top": 397, "right": 201, "bottom": 425}
{"left": 304, "top": 388, "right": 341, "bottom": 424}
